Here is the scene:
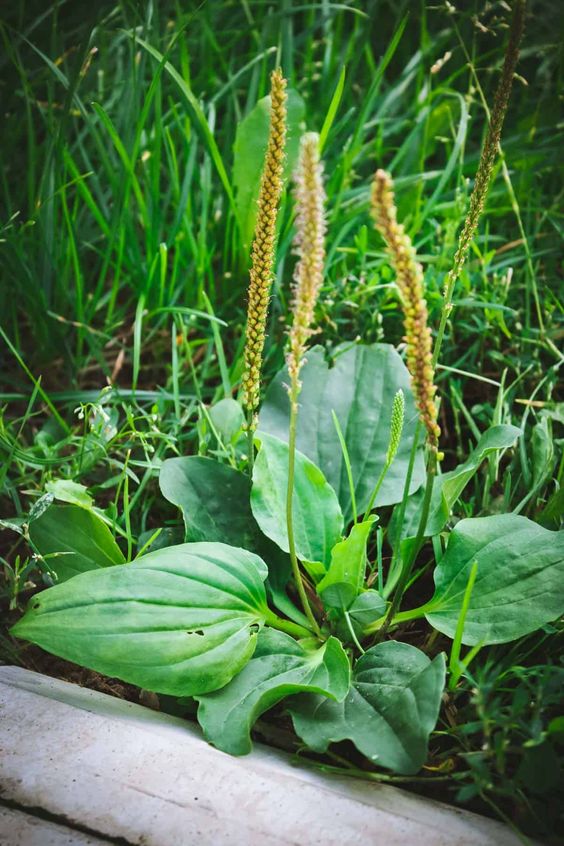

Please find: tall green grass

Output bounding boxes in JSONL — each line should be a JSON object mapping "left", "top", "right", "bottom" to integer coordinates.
{"left": 1, "top": 2, "right": 560, "bottom": 372}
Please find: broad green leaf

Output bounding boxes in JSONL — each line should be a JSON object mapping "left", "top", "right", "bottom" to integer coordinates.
{"left": 348, "top": 590, "right": 387, "bottom": 629}
{"left": 435, "top": 425, "right": 520, "bottom": 524}
{"left": 289, "top": 642, "right": 446, "bottom": 775}
{"left": 390, "top": 424, "right": 522, "bottom": 545}
{"left": 208, "top": 398, "right": 244, "bottom": 445}
{"left": 196, "top": 628, "right": 350, "bottom": 755}
{"left": 317, "top": 517, "right": 376, "bottom": 611}
{"left": 159, "top": 457, "right": 257, "bottom": 549}
{"left": 45, "top": 479, "right": 93, "bottom": 509}
{"left": 266, "top": 581, "right": 311, "bottom": 631}
{"left": 233, "top": 89, "right": 305, "bottom": 251}
{"left": 28, "top": 503, "right": 125, "bottom": 581}
{"left": 258, "top": 531, "right": 307, "bottom": 628}
{"left": 425, "top": 514, "right": 564, "bottom": 645}
{"left": 251, "top": 432, "right": 343, "bottom": 567}
{"left": 259, "top": 344, "right": 425, "bottom": 523}
{"left": 333, "top": 590, "right": 387, "bottom": 643}
{"left": 12, "top": 542, "right": 271, "bottom": 696}
{"left": 159, "top": 456, "right": 291, "bottom": 592}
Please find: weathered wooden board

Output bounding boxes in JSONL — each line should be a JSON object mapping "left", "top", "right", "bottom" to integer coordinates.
{"left": 0, "top": 666, "right": 525, "bottom": 846}
{"left": 0, "top": 805, "right": 111, "bottom": 845}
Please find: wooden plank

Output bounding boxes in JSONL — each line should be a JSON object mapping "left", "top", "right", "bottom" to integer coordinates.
{"left": 0, "top": 666, "right": 526, "bottom": 846}
{"left": 0, "top": 805, "right": 111, "bottom": 845}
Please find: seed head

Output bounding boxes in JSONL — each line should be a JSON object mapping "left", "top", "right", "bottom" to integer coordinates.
{"left": 371, "top": 170, "right": 440, "bottom": 449}
{"left": 287, "top": 132, "right": 327, "bottom": 408}
{"left": 386, "top": 389, "right": 405, "bottom": 467}
{"left": 445, "top": 0, "right": 525, "bottom": 300}
{"left": 242, "top": 69, "right": 287, "bottom": 423}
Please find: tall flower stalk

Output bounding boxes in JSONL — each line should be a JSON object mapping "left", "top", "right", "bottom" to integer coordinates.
{"left": 242, "top": 68, "right": 287, "bottom": 471}
{"left": 363, "top": 388, "right": 405, "bottom": 519}
{"left": 371, "top": 169, "right": 440, "bottom": 451}
{"left": 370, "top": 170, "right": 439, "bottom": 640}
{"left": 434, "top": 0, "right": 525, "bottom": 364}
{"left": 369, "top": 3, "right": 525, "bottom": 640}
{"left": 286, "top": 132, "right": 326, "bottom": 635}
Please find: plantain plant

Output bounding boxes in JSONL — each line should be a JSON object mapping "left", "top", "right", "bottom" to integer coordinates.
{"left": 12, "top": 1, "right": 564, "bottom": 776}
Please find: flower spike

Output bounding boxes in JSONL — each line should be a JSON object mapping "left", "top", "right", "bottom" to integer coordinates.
{"left": 242, "top": 69, "right": 288, "bottom": 426}
{"left": 287, "top": 132, "right": 327, "bottom": 410}
{"left": 371, "top": 170, "right": 440, "bottom": 449}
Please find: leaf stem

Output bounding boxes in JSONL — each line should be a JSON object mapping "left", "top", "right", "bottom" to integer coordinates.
{"left": 374, "top": 450, "right": 437, "bottom": 643}
{"left": 344, "top": 611, "right": 365, "bottom": 654}
{"left": 263, "top": 608, "right": 313, "bottom": 640}
{"left": 362, "top": 388, "right": 405, "bottom": 521}
{"left": 390, "top": 603, "right": 434, "bottom": 624}
{"left": 384, "top": 421, "right": 421, "bottom": 597}
{"left": 363, "top": 599, "right": 433, "bottom": 636}
{"left": 448, "top": 559, "right": 479, "bottom": 689}
{"left": 362, "top": 463, "right": 388, "bottom": 522}
{"left": 286, "top": 401, "right": 322, "bottom": 637}
{"left": 331, "top": 410, "right": 357, "bottom": 522}
{"left": 306, "top": 753, "right": 451, "bottom": 784}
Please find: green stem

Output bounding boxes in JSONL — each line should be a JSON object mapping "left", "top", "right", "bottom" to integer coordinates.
{"left": 362, "top": 463, "right": 388, "bottom": 522}
{"left": 332, "top": 410, "right": 357, "bottom": 522}
{"left": 246, "top": 408, "right": 255, "bottom": 477}
{"left": 362, "top": 389, "right": 405, "bottom": 522}
{"left": 363, "top": 600, "right": 432, "bottom": 637}
{"left": 448, "top": 559, "right": 479, "bottom": 689}
{"left": 432, "top": 289, "right": 453, "bottom": 369}
{"left": 344, "top": 611, "right": 365, "bottom": 654}
{"left": 264, "top": 608, "right": 313, "bottom": 640}
{"left": 287, "top": 399, "right": 321, "bottom": 636}
{"left": 390, "top": 603, "right": 434, "bottom": 625}
{"left": 383, "top": 421, "right": 421, "bottom": 597}
{"left": 316, "top": 758, "right": 451, "bottom": 785}
{"left": 375, "top": 450, "right": 437, "bottom": 643}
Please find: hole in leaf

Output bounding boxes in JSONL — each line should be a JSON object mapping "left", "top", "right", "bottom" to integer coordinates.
{"left": 249, "top": 623, "right": 260, "bottom": 634}
{"left": 186, "top": 629, "right": 205, "bottom": 636}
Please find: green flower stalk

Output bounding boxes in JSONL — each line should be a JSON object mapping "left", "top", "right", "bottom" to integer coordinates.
{"left": 371, "top": 170, "right": 440, "bottom": 450}
{"left": 363, "top": 388, "right": 405, "bottom": 519}
{"left": 286, "top": 132, "right": 326, "bottom": 636}
{"left": 242, "top": 69, "right": 288, "bottom": 449}
{"left": 287, "top": 132, "right": 327, "bottom": 409}
{"left": 435, "top": 0, "right": 525, "bottom": 359}
{"left": 386, "top": 388, "right": 405, "bottom": 467}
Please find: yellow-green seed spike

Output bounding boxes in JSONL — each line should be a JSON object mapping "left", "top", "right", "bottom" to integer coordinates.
{"left": 371, "top": 169, "right": 440, "bottom": 450}
{"left": 284, "top": 131, "right": 327, "bottom": 637}
{"left": 442, "top": 0, "right": 525, "bottom": 308}
{"left": 386, "top": 389, "right": 405, "bottom": 467}
{"left": 242, "top": 69, "right": 288, "bottom": 426}
{"left": 362, "top": 387, "right": 406, "bottom": 518}
{"left": 287, "top": 132, "right": 327, "bottom": 411}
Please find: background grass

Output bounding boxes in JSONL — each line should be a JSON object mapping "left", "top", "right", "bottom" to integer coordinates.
{"left": 1, "top": 0, "right": 562, "bottom": 841}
